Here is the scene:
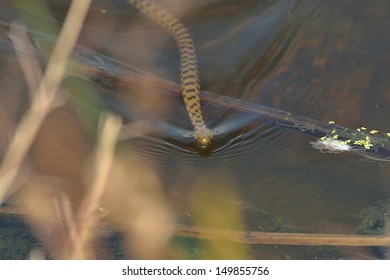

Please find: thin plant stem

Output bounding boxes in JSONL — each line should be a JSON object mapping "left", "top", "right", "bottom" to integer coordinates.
{"left": 0, "top": 0, "right": 92, "bottom": 203}
{"left": 69, "top": 113, "right": 121, "bottom": 259}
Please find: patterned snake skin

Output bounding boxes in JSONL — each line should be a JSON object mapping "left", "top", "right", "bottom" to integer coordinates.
{"left": 127, "top": 0, "right": 212, "bottom": 148}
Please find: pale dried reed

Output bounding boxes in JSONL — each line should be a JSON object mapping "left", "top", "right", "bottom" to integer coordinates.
{"left": 0, "top": 0, "right": 92, "bottom": 203}
{"left": 69, "top": 113, "right": 121, "bottom": 259}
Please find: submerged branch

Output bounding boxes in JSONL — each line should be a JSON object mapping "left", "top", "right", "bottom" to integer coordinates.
{"left": 76, "top": 48, "right": 390, "bottom": 158}
{"left": 1, "top": 30, "right": 390, "bottom": 158}
{"left": 175, "top": 224, "right": 390, "bottom": 247}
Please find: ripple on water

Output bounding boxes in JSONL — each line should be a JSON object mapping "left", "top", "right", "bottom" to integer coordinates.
{"left": 118, "top": 112, "right": 295, "bottom": 167}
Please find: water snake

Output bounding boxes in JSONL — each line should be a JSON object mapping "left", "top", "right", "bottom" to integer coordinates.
{"left": 127, "top": 0, "right": 212, "bottom": 148}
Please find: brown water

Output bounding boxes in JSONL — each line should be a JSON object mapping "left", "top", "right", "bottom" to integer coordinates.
{"left": 0, "top": 0, "right": 389, "bottom": 259}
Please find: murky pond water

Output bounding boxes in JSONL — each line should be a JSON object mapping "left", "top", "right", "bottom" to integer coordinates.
{"left": 0, "top": 0, "right": 389, "bottom": 259}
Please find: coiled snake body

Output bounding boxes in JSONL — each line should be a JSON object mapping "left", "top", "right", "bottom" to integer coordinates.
{"left": 127, "top": 0, "right": 212, "bottom": 148}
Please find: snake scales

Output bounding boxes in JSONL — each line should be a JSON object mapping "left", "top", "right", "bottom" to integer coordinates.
{"left": 127, "top": 0, "right": 212, "bottom": 148}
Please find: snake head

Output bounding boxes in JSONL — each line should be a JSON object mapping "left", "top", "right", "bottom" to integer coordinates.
{"left": 195, "top": 127, "right": 213, "bottom": 149}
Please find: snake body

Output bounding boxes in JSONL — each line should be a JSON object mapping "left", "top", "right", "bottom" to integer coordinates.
{"left": 127, "top": 0, "right": 212, "bottom": 147}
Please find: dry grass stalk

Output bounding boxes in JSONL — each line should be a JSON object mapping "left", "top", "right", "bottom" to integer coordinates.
{"left": 100, "top": 155, "right": 174, "bottom": 259}
{"left": 9, "top": 23, "right": 43, "bottom": 99}
{"left": 69, "top": 113, "right": 121, "bottom": 259}
{"left": 11, "top": 176, "right": 78, "bottom": 258}
{"left": 0, "top": 0, "right": 92, "bottom": 203}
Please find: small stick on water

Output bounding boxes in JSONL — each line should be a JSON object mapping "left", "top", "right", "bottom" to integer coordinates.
{"left": 175, "top": 224, "right": 390, "bottom": 247}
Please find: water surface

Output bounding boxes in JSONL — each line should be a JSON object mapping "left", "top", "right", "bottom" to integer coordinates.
{"left": 0, "top": 0, "right": 389, "bottom": 259}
